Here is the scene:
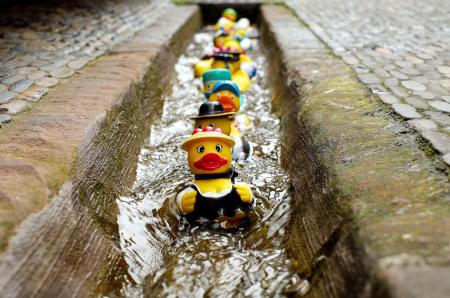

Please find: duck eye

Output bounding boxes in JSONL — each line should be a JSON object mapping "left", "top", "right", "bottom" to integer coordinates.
{"left": 209, "top": 122, "right": 216, "bottom": 128}
{"left": 197, "top": 145, "right": 205, "bottom": 153}
{"left": 231, "top": 95, "right": 234, "bottom": 100}
{"left": 216, "top": 93, "right": 221, "bottom": 98}
{"left": 215, "top": 144, "right": 223, "bottom": 152}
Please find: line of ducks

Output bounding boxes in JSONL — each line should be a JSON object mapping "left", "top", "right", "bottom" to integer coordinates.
{"left": 174, "top": 9, "right": 258, "bottom": 229}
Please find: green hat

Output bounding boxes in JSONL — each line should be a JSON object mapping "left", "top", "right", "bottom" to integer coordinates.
{"left": 202, "top": 69, "right": 232, "bottom": 83}
{"left": 223, "top": 8, "right": 237, "bottom": 18}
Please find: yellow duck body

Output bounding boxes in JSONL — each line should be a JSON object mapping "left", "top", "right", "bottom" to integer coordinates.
{"left": 177, "top": 129, "right": 254, "bottom": 228}
{"left": 194, "top": 54, "right": 253, "bottom": 92}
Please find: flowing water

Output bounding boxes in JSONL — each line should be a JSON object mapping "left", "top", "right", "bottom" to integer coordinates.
{"left": 116, "top": 29, "right": 298, "bottom": 297}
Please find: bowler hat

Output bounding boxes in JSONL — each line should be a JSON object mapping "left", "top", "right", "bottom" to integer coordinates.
{"left": 190, "top": 102, "right": 235, "bottom": 119}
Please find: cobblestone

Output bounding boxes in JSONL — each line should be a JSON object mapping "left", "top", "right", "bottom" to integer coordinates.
{"left": 414, "top": 90, "right": 435, "bottom": 100}
{"left": 425, "top": 111, "right": 450, "bottom": 126}
{"left": 17, "top": 86, "right": 48, "bottom": 103}
{"left": 405, "top": 97, "right": 429, "bottom": 110}
{"left": 68, "top": 58, "right": 90, "bottom": 70}
{"left": 429, "top": 101, "right": 450, "bottom": 113}
{"left": 0, "top": 0, "right": 170, "bottom": 124}
{"left": 401, "top": 80, "right": 427, "bottom": 91}
{"left": 27, "top": 71, "right": 47, "bottom": 80}
{"left": 10, "top": 79, "right": 33, "bottom": 93}
{"left": 35, "top": 77, "right": 58, "bottom": 88}
{"left": 408, "top": 119, "right": 438, "bottom": 132}
{"left": 2, "top": 75, "right": 25, "bottom": 85}
{"left": 286, "top": 0, "right": 450, "bottom": 162}
{"left": 0, "top": 99, "right": 28, "bottom": 115}
{"left": 392, "top": 103, "right": 422, "bottom": 119}
{"left": 379, "top": 93, "right": 399, "bottom": 104}
{"left": 0, "top": 91, "right": 16, "bottom": 104}
{"left": 0, "top": 114, "right": 12, "bottom": 124}
{"left": 358, "top": 73, "right": 381, "bottom": 84}
{"left": 421, "top": 131, "right": 450, "bottom": 154}
{"left": 443, "top": 153, "right": 450, "bottom": 166}
{"left": 50, "top": 67, "right": 74, "bottom": 79}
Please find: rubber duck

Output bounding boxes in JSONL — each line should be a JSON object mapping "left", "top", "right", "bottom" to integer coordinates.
{"left": 213, "top": 30, "right": 238, "bottom": 49}
{"left": 213, "top": 29, "right": 252, "bottom": 53}
{"left": 219, "top": 39, "right": 257, "bottom": 83}
{"left": 208, "top": 80, "right": 241, "bottom": 113}
{"left": 191, "top": 102, "right": 251, "bottom": 161}
{"left": 176, "top": 127, "right": 254, "bottom": 228}
{"left": 191, "top": 101, "right": 235, "bottom": 134}
{"left": 233, "top": 18, "right": 254, "bottom": 51}
{"left": 208, "top": 80, "right": 251, "bottom": 132}
{"left": 234, "top": 18, "right": 251, "bottom": 32}
{"left": 206, "top": 80, "right": 252, "bottom": 160}
{"left": 213, "top": 30, "right": 231, "bottom": 48}
{"left": 202, "top": 69, "right": 232, "bottom": 99}
{"left": 222, "top": 8, "right": 238, "bottom": 22}
{"left": 213, "top": 17, "right": 235, "bottom": 33}
{"left": 194, "top": 49, "right": 256, "bottom": 92}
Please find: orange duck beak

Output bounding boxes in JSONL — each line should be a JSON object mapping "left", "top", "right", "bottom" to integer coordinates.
{"left": 217, "top": 95, "right": 236, "bottom": 112}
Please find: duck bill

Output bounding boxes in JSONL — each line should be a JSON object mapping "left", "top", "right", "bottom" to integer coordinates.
{"left": 218, "top": 96, "right": 236, "bottom": 112}
{"left": 194, "top": 153, "right": 228, "bottom": 171}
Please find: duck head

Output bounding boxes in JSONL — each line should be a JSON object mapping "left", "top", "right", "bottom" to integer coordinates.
{"left": 222, "top": 39, "right": 243, "bottom": 53}
{"left": 202, "top": 69, "right": 232, "bottom": 99}
{"left": 182, "top": 127, "right": 235, "bottom": 175}
{"left": 211, "top": 50, "right": 240, "bottom": 73}
{"left": 208, "top": 81, "right": 241, "bottom": 113}
{"left": 213, "top": 31, "right": 233, "bottom": 48}
{"left": 213, "top": 17, "right": 235, "bottom": 33}
{"left": 191, "top": 102, "right": 235, "bottom": 135}
{"left": 222, "top": 8, "right": 238, "bottom": 22}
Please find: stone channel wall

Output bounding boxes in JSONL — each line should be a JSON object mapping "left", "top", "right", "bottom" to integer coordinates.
{"left": 284, "top": 0, "right": 450, "bottom": 168}
{"left": 0, "top": 5, "right": 201, "bottom": 297}
{"left": 260, "top": 4, "right": 450, "bottom": 298}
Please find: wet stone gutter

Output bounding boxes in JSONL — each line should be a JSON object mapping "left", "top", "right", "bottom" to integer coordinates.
{"left": 0, "top": 5, "right": 200, "bottom": 297}
{"left": 260, "top": 4, "right": 450, "bottom": 298}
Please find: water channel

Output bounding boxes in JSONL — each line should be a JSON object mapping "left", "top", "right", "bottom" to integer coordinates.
{"left": 116, "top": 28, "right": 299, "bottom": 297}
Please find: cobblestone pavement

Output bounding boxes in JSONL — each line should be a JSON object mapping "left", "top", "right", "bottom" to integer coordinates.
{"left": 285, "top": 0, "right": 450, "bottom": 166}
{"left": 0, "top": 0, "right": 170, "bottom": 126}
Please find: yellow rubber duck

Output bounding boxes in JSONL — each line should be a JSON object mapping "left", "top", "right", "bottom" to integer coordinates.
{"left": 191, "top": 102, "right": 251, "bottom": 161}
{"left": 202, "top": 69, "right": 232, "bottom": 99}
{"left": 222, "top": 8, "right": 238, "bottom": 22}
{"left": 191, "top": 101, "right": 235, "bottom": 134}
{"left": 194, "top": 48, "right": 256, "bottom": 92}
{"left": 213, "top": 7, "right": 238, "bottom": 33}
{"left": 213, "top": 17, "right": 235, "bottom": 33}
{"left": 213, "top": 31, "right": 234, "bottom": 49}
{"left": 212, "top": 8, "right": 238, "bottom": 33}
{"left": 207, "top": 80, "right": 241, "bottom": 113}
{"left": 176, "top": 127, "right": 254, "bottom": 228}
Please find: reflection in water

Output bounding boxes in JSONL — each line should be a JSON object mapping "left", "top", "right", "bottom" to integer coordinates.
{"left": 117, "top": 30, "right": 295, "bottom": 297}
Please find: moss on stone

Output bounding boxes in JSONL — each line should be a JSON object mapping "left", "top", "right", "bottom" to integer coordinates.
{"left": 300, "top": 72, "right": 450, "bottom": 262}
